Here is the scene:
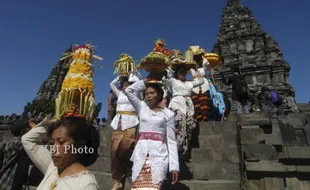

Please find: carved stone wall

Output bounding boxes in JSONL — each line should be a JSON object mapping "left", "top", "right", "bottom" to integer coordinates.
{"left": 212, "top": 0, "right": 295, "bottom": 98}
{"left": 35, "top": 45, "right": 72, "bottom": 100}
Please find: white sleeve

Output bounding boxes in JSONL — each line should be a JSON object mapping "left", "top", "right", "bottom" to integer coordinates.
{"left": 21, "top": 125, "right": 52, "bottom": 175}
{"left": 124, "top": 80, "right": 145, "bottom": 113}
{"left": 110, "top": 76, "right": 120, "bottom": 97}
{"left": 128, "top": 73, "right": 140, "bottom": 83}
{"left": 166, "top": 113, "right": 179, "bottom": 172}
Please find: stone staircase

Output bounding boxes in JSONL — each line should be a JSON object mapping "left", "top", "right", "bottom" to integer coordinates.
{"left": 3, "top": 110, "right": 309, "bottom": 189}
{"left": 240, "top": 112, "right": 310, "bottom": 190}
{"left": 89, "top": 120, "right": 241, "bottom": 190}
{"left": 162, "top": 120, "right": 241, "bottom": 190}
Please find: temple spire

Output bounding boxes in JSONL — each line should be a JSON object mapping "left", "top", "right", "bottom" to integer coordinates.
{"left": 212, "top": 0, "right": 295, "bottom": 98}
{"left": 227, "top": 0, "right": 240, "bottom": 6}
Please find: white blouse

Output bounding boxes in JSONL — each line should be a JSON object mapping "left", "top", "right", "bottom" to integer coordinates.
{"left": 21, "top": 121, "right": 98, "bottom": 190}
{"left": 110, "top": 75, "right": 140, "bottom": 130}
{"left": 124, "top": 80, "right": 179, "bottom": 185}
{"left": 192, "top": 59, "right": 211, "bottom": 94}
{"left": 163, "top": 69, "right": 204, "bottom": 116}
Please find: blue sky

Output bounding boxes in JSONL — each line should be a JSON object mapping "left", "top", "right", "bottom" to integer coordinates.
{"left": 0, "top": 0, "right": 309, "bottom": 118}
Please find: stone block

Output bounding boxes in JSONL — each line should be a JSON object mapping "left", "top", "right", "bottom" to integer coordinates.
{"left": 279, "top": 116, "right": 306, "bottom": 129}
{"left": 295, "top": 129, "right": 309, "bottom": 146}
{"left": 93, "top": 171, "right": 131, "bottom": 190}
{"left": 285, "top": 177, "right": 302, "bottom": 190}
{"left": 199, "top": 121, "right": 237, "bottom": 135}
{"left": 191, "top": 147, "right": 239, "bottom": 163}
{"left": 298, "top": 103, "right": 310, "bottom": 112}
{"left": 286, "top": 146, "right": 310, "bottom": 159}
{"left": 163, "top": 179, "right": 240, "bottom": 190}
{"left": 264, "top": 121, "right": 284, "bottom": 149}
{"left": 241, "top": 125, "right": 260, "bottom": 129}
{"left": 88, "top": 157, "right": 111, "bottom": 173}
{"left": 245, "top": 179, "right": 265, "bottom": 190}
{"left": 264, "top": 177, "right": 285, "bottom": 190}
{"left": 301, "top": 181, "right": 310, "bottom": 190}
{"left": 245, "top": 160, "right": 293, "bottom": 172}
{"left": 240, "top": 128, "right": 265, "bottom": 144}
{"left": 238, "top": 112, "right": 272, "bottom": 127}
{"left": 0, "top": 124, "right": 9, "bottom": 130}
{"left": 98, "top": 145, "right": 110, "bottom": 157}
{"left": 305, "top": 128, "right": 310, "bottom": 145}
{"left": 191, "top": 162, "right": 240, "bottom": 180}
{"left": 0, "top": 131, "right": 6, "bottom": 139}
{"left": 199, "top": 134, "right": 237, "bottom": 149}
{"left": 244, "top": 144, "right": 278, "bottom": 161}
{"left": 296, "top": 166, "right": 310, "bottom": 172}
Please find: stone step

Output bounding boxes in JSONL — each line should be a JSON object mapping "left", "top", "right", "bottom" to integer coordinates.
{"left": 191, "top": 147, "right": 239, "bottom": 163}
{"left": 93, "top": 171, "right": 240, "bottom": 190}
{"left": 199, "top": 134, "right": 237, "bottom": 149}
{"left": 98, "top": 145, "right": 110, "bottom": 157}
{"left": 199, "top": 121, "right": 238, "bottom": 135}
{"left": 162, "top": 179, "right": 240, "bottom": 190}
{"left": 88, "top": 157, "right": 111, "bottom": 173}
{"left": 245, "top": 160, "right": 310, "bottom": 173}
{"left": 93, "top": 171, "right": 131, "bottom": 190}
{"left": 190, "top": 162, "right": 240, "bottom": 180}
{"left": 238, "top": 112, "right": 272, "bottom": 127}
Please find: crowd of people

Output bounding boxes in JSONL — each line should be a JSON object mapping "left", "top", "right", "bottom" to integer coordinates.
{"left": 0, "top": 54, "right": 300, "bottom": 190}
{"left": 106, "top": 51, "right": 300, "bottom": 189}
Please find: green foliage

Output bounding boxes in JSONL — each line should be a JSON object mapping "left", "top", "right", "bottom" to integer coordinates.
{"left": 22, "top": 99, "right": 55, "bottom": 118}
{"left": 92, "top": 102, "right": 102, "bottom": 120}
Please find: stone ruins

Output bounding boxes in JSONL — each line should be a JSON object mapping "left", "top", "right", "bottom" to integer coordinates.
{"left": 212, "top": 0, "right": 295, "bottom": 98}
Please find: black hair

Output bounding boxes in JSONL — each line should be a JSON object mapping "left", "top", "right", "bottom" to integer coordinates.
{"left": 231, "top": 66, "right": 240, "bottom": 74}
{"left": 120, "top": 76, "right": 134, "bottom": 88}
{"left": 193, "top": 54, "right": 203, "bottom": 67}
{"left": 173, "top": 65, "right": 187, "bottom": 79}
{"left": 145, "top": 83, "right": 164, "bottom": 103}
{"left": 47, "top": 116, "right": 99, "bottom": 167}
{"left": 10, "top": 119, "right": 30, "bottom": 137}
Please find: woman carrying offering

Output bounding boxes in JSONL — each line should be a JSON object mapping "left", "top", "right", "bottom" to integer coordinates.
{"left": 22, "top": 115, "right": 100, "bottom": 190}
{"left": 163, "top": 51, "right": 204, "bottom": 161}
{"left": 110, "top": 73, "right": 140, "bottom": 190}
{"left": 189, "top": 46, "right": 218, "bottom": 122}
{"left": 123, "top": 79, "right": 179, "bottom": 189}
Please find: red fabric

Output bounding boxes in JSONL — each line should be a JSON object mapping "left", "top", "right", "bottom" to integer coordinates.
{"left": 137, "top": 132, "right": 165, "bottom": 143}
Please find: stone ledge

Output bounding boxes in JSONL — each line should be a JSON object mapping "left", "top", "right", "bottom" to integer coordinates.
{"left": 282, "top": 146, "right": 310, "bottom": 159}
{"left": 163, "top": 179, "right": 240, "bottom": 190}
{"left": 244, "top": 144, "right": 278, "bottom": 161}
{"left": 199, "top": 121, "right": 237, "bottom": 135}
{"left": 246, "top": 160, "right": 310, "bottom": 174}
{"left": 88, "top": 157, "right": 111, "bottom": 173}
{"left": 238, "top": 113, "right": 272, "bottom": 127}
{"left": 191, "top": 162, "right": 240, "bottom": 180}
{"left": 199, "top": 134, "right": 237, "bottom": 149}
{"left": 93, "top": 171, "right": 131, "bottom": 190}
{"left": 98, "top": 145, "right": 110, "bottom": 157}
{"left": 192, "top": 147, "right": 239, "bottom": 163}
{"left": 240, "top": 128, "right": 265, "bottom": 144}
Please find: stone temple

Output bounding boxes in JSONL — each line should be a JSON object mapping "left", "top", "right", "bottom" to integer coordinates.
{"left": 35, "top": 45, "right": 72, "bottom": 100}
{"left": 212, "top": 0, "right": 295, "bottom": 98}
{"left": 1, "top": 1, "right": 310, "bottom": 190}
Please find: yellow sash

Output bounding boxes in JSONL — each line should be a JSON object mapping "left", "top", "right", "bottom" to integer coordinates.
{"left": 116, "top": 111, "right": 136, "bottom": 116}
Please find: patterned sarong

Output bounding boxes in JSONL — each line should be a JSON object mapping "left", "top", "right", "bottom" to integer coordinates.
{"left": 131, "top": 156, "right": 161, "bottom": 190}
{"left": 110, "top": 119, "right": 136, "bottom": 187}
{"left": 174, "top": 109, "right": 196, "bottom": 160}
{"left": 191, "top": 89, "right": 211, "bottom": 122}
